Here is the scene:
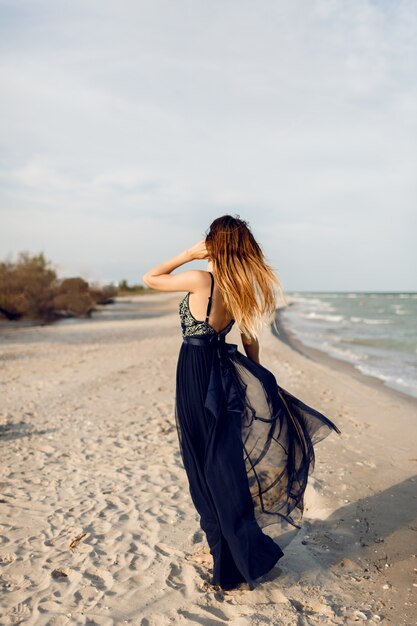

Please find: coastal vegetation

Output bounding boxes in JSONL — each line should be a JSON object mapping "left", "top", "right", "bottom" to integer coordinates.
{"left": 0, "top": 252, "right": 151, "bottom": 322}
{"left": 117, "top": 279, "right": 149, "bottom": 296}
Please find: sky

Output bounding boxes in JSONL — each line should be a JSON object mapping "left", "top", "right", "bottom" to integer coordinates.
{"left": 0, "top": 0, "right": 416, "bottom": 292}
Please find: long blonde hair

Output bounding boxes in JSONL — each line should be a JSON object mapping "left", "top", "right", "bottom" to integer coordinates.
{"left": 205, "top": 215, "right": 287, "bottom": 340}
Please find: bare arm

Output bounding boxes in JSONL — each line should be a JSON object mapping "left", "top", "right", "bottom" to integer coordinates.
{"left": 240, "top": 333, "right": 260, "bottom": 365}
{"left": 142, "top": 241, "right": 208, "bottom": 292}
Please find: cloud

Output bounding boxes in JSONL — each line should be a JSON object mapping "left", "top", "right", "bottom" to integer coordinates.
{"left": 0, "top": 0, "right": 416, "bottom": 289}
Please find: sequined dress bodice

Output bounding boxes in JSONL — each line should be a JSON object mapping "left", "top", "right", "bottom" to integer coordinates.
{"left": 178, "top": 272, "right": 235, "bottom": 338}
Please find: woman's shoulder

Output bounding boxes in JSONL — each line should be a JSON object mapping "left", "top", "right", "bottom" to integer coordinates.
{"left": 188, "top": 269, "right": 213, "bottom": 286}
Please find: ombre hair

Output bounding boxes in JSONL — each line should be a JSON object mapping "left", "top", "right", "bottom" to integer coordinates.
{"left": 205, "top": 215, "right": 287, "bottom": 340}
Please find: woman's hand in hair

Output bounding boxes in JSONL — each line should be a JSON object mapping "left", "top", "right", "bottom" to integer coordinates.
{"left": 188, "top": 240, "right": 209, "bottom": 261}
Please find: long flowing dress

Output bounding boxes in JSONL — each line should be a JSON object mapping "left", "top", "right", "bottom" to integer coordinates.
{"left": 175, "top": 271, "right": 341, "bottom": 590}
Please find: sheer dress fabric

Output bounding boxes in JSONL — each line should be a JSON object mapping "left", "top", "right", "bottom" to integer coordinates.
{"left": 174, "top": 272, "right": 341, "bottom": 590}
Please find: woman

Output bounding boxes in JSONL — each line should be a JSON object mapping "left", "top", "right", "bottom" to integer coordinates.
{"left": 143, "top": 214, "right": 341, "bottom": 591}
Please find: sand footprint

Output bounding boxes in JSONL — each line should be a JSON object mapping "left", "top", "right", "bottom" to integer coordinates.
{"left": 129, "top": 543, "right": 155, "bottom": 571}
{"left": 177, "top": 604, "right": 239, "bottom": 625}
{"left": 0, "top": 572, "right": 31, "bottom": 592}
{"left": 166, "top": 562, "right": 185, "bottom": 591}
{"left": 0, "top": 552, "right": 16, "bottom": 565}
{"left": 83, "top": 566, "right": 114, "bottom": 591}
{"left": 154, "top": 542, "right": 184, "bottom": 559}
{"left": 2, "top": 601, "right": 31, "bottom": 625}
{"left": 73, "top": 585, "right": 100, "bottom": 610}
{"left": 166, "top": 560, "right": 196, "bottom": 598}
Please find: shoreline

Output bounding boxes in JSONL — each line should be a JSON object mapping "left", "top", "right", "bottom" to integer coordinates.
{"left": 3, "top": 293, "right": 416, "bottom": 409}
{"left": 273, "top": 305, "right": 417, "bottom": 410}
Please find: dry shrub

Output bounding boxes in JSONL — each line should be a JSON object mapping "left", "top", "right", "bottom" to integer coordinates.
{"left": 0, "top": 252, "right": 112, "bottom": 321}
{"left": 52, "top": 277, "right": 96, "bottom": 317}
{"left": 0, "top": 252, "right": 57, "bottom": 320}
{"left": 89, "top": 283, "right": 118, "bottom": 304}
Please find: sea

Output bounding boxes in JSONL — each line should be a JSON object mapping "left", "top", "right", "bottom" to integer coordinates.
{"left": 278, "top": 292, "right": 417, "bottom": 400}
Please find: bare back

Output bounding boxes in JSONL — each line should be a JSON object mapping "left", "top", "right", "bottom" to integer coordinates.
{"left": 188, "top": 271, "right": 234, "bottom": 334}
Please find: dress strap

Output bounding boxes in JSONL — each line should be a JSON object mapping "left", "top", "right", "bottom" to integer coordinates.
{"left": 205, "top": 272, "right": 214, "bottom": 323}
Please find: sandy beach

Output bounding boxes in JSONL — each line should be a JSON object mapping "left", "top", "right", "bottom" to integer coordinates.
{"left": 1, "top": 293, "right": 416, "bottom": 626}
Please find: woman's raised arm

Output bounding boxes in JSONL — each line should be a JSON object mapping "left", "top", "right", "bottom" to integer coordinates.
{"left": 142, "top": 240, "right": 209, "bottom": 292}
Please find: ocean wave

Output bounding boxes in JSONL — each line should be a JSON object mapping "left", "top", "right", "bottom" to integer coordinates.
{"left": 279, "top": 292, "right": 417, "bottom": 400}
{"left": 344, "top": 337, "right": 417, "bottom": 352}
{"left": 355, "top": 364, "right": 417, "bottom": 396}
{"left": 300, "top": 312, "right": 344, "bottom": 323}
{"left": 292, "top": 297, "right": 335, "bottom": 311}
{"left": 327, "top": 345, "right": 366, "bottom": 362}
{"left": 348, "top": 316, "right": 392, "bottom": 325}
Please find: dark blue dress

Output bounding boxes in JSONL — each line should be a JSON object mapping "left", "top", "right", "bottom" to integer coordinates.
{"left": 175, "top": 271, "right": 341, "bottom": 590}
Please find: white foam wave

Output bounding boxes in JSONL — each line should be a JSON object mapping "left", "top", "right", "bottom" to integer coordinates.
{"left": 355, "top": 364, "right": 417, "bottom": 394}
{"left": 328, "top": 345, "right": 366, "bottom": 362}
{"left": 348, "top": 316, "right": 392, "bottom": 325}
{"left": 291, "top": 296, "right": 335, "bottom": 311}
{"left": 300, "top": 312, "right": 344, "bottom": 323}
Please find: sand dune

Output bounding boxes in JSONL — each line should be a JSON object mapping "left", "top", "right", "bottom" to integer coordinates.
{"left": 1, "top": 294, "right": 416, "bottom": 625}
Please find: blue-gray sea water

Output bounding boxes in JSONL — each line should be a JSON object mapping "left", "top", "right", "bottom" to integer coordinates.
{"left": 278, "top": 292, "right": 417, "bottom": 399}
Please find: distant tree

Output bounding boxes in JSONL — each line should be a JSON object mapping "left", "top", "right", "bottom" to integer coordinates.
{"left": 118, "top": 279, "right": 129, "bottom": 291}
{"left": 117, "top": 278, "right": 148, "bottom": 294}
